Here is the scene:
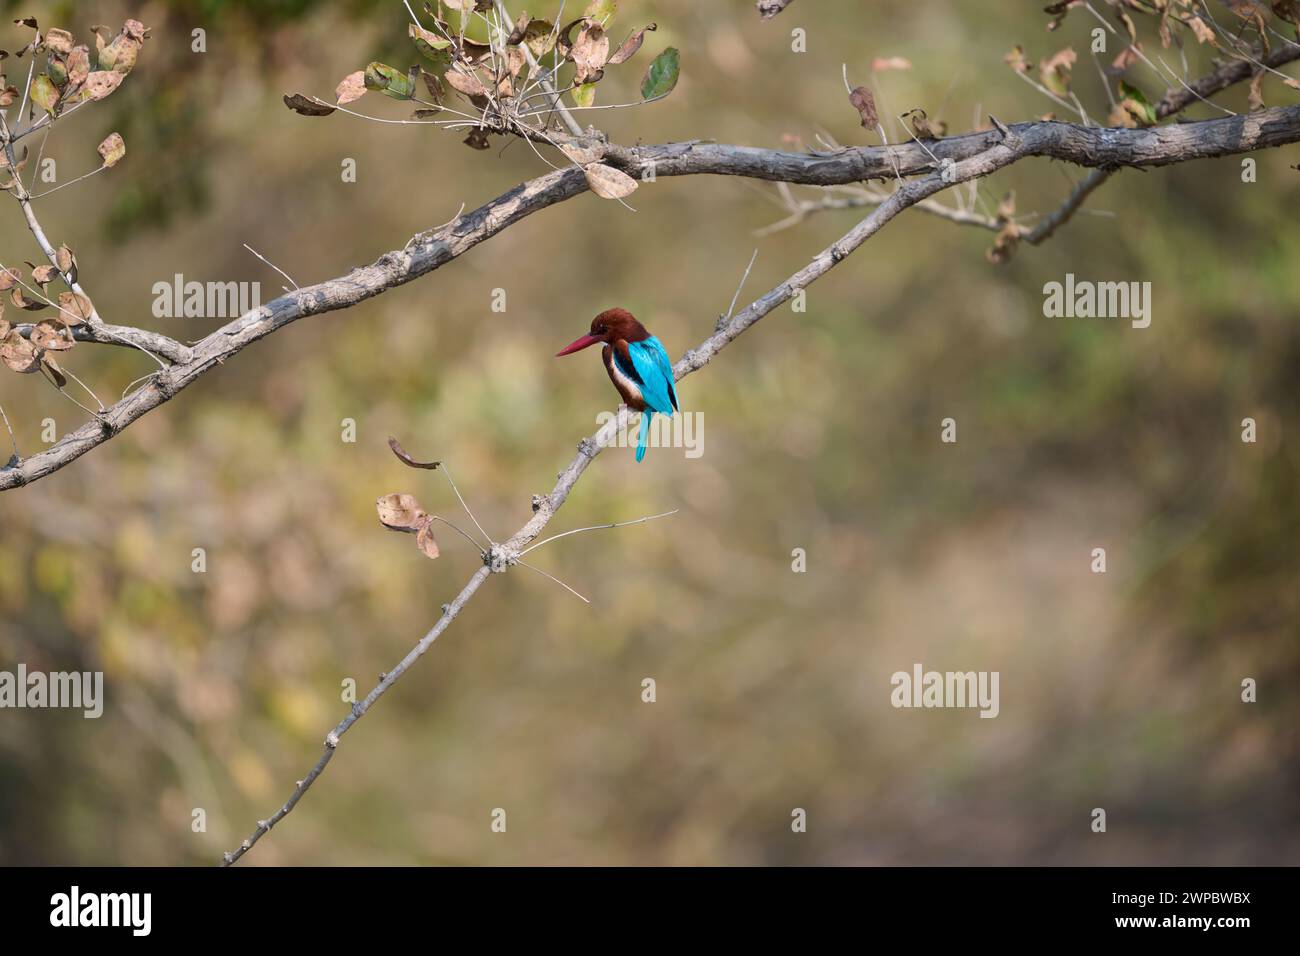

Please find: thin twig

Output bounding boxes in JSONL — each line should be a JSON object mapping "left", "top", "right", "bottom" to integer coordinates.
{"left": 439, "top": 464, "right": 491, "bottom": 549}
{"left": 243, "top": 243, "right": 301, "bottom": 291}
{"left": 428, "top": 515, "right": 487, "bottom": 554}
{"left": 29, "top": 164, "right": 107, "bottom": 199}
{"left": 0, "top": 402, "right": 18, "bottom": 463}
{"left": 519, "top": 509, "right": 680, "bottom": 556}
{"left": 514, "top": 559, "right": 590, "bottom": 603}
{"left": 725, "top": 250, "right": 759, "bottom": 320}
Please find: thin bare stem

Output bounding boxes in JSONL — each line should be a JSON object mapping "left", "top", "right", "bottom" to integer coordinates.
{"left": 439, "top": 464, "right": 492, "bottom": 548}
{"left": 243, "top": 243, "right": 301, "bottom": 291}
{"left": 29, "top": 164, "right": 107, "bottom": 199}
{"left": 514, "top": 559, "right": 590, "bottom": 603}
{"left": 41, "top": 363, "right": 104, "bottom": 418}
{"left": 519, "top": 509, "right": 680, "bottom": 556}
{"left": 428, "top": 515, "right": 487, "bottom": 554}
{"left": 725, "top": 250, "right": 759, "bottom": 321}
{"left": 0, "top": 402, "right": 18, "bottom": 462}
{"left": 54, "top": 360, "right": 107, "bottom": 412}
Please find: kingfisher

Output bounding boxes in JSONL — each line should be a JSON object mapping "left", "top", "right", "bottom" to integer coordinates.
{"left": 556, "top": 307, "right": 678, "bottom": 462}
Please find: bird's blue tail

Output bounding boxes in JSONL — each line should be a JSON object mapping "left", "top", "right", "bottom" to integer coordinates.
{"left": 636, "top": 411, "right": 651, "bottom": 462}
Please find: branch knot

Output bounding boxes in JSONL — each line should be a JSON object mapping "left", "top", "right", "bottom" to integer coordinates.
{"left": 485, "top": 543, "right": 519, "bottom": 573}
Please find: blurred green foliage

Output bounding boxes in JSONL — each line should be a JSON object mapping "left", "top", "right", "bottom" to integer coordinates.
{"left": 0, "top": 0, "right": 1297, "bottom": 865}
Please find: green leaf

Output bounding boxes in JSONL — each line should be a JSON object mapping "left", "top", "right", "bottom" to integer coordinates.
{"left": 1118, "top": 80, "right": 1157, "bottom": 125}
{"left": 640, "top": 47, "right": 678, "bottom": 100}
{"left": 585, "top": 0, "right": 618, "bottom": 21}
{"left": 573, "top": 82, "right": 596, "bottom": 108}
{"left": 409, "top": 22, "right": 452, "bottom": 68}
{"left": 47, "top": 57, "right": 68, "bottom": 87}
{"left": 29, "top": 74, "right": 59, "bottom": 114}
{"left": 365, "top": 62, "right": 414, "bottom": 100}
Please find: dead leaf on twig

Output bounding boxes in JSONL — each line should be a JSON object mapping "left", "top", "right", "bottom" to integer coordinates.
{"left": 848, "top": 86, "right": 877, "bottom": 128}
{"left": 388, "top": 436, "right": 441, "bottom": 469}
{"left": 584, "top": 163, "right": 638, "bottom": 199}
{"left": 376, "top": 492, "right": 426, "bottom": 532}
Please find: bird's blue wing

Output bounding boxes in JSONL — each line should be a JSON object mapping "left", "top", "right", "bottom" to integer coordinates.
{"left": 625, "top": 337, "right": 678, "bottom": 414}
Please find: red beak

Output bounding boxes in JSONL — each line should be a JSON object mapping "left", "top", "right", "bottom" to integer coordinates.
{"left": 556, "top": 333, "right": 601, "bottom": 357}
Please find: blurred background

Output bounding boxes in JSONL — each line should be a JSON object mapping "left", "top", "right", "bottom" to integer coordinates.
{"left": 0, "top": 0, "right": 1297, "bottom": 865}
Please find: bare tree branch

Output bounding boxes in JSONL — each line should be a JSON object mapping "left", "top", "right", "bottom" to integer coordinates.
{"left": 757, "top": 0, "right": 798, "bottom": 21}
{"left": 753, "top": 34, "right": 1300, "bottom": 247}
{"left": 1022, "top": 168, "right": 1114, "bottom": 245}
{"left": 220, "top": 104, "right": 1299, "bottom": 861}
{"left": 13, "top": 320, "right": 193, "bottom": 362}
{"left": 4, "top": 103, "right": 1300, "bottom": 494}
{"left": 1157, "top": 35, "right": 1300, "bottom": 116}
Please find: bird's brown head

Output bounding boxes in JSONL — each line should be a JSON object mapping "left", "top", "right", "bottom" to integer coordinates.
{"left": 556, "top": 307, "right": 649, "bottom": 356}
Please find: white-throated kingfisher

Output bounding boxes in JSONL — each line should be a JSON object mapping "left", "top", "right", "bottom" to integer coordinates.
{"left": 556, "top": 308, "right": 678, "bottom": 462}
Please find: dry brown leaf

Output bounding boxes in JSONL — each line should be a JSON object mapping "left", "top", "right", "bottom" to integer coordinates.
{"left": 97, "top": 131, "right": 126, "bottom": 167}
{"left": 41, "top": 353, "right": 67, "bottom": 388}
{"left": 67, "top": 45, "right": 90, "bottom": 87}
{"left": 1111, "top": 43, "right": 1141, "bottom": 74}
{"left": 584, "top": 163, "right": 638, "bottom": 199}
{"left": 1188, "top": 16, "right": 1217, "bottom": 44}
{"left": 571, "top": 22, "right": 610, "bottom": 84}
{"left": 906, "top": 108, "right": 946, "bottom": 139}
{"left": 336, "top": 71, "right": 366, "bottom": 104}
{"left": 1108, "top": 99, "right": 1141, "bottom": 128}
{"left": 10, "top": 287, "right": 45, "bottom": 311}
{"left": 1039, "top": 47, "right": 1077, "bottom": 97}
{"left": 283, "top": 93, "right": 336, "bottom": 116}
{"left": 416, "top": 519, "right": 441, "bottom": 559}
{"left": 444, "top": 67, "right": 489, "bottom": 98}
{"left": 1004, "top": 46, "right": 1032, "bottom": 75}
{"left": 1248, "top": 71, "right": 1265, "bottom": 111}
{"left": 44, "top": 28, "right": 74, "bottom": 55}
{"left": 848, "top": 86, "right": 877, "bottom": 128}
{"left": 83, "top": 70, "right": 123, "bottom": 101}
{"left": 376, "top": 493, "right": 427, "bottom": 532}
{"left": 388, "top": 436, "right": 441, "bottom": 469}
{"left": 57, "top": 291, "right": 93, "bottom": 325}
{"left": 608, "top": 23, "right": 656, "bottom": 65}
{"left": 1, "top": 330, "right": 40, "bottom": 373}
{"left": 31, "top": 318, "right": 73, "bottom": 350}
{"left": 986, "top": 221, "right": 1022, "bottom": 264}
